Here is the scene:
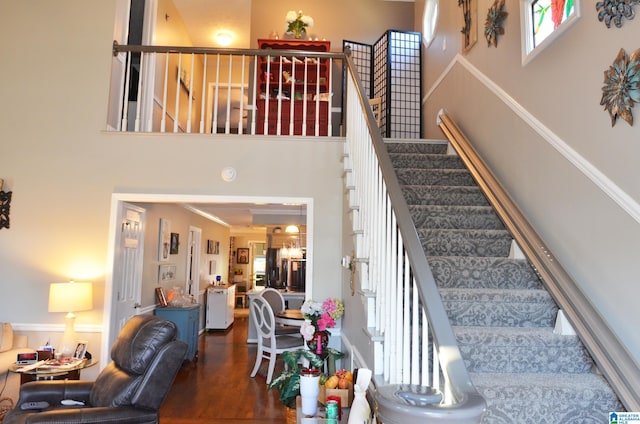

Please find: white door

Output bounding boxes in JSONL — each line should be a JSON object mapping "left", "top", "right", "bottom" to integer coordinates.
{"left": 109, "top": 202, "right": 145, "bottom": 348}
{"left": 186, "top": 227, "right": 202, "bottom": 297}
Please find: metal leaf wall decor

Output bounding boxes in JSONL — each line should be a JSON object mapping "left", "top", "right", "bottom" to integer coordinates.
{"left": 0, "top": 191, "right": 12, "bottom": 229}
{"left": 600, "top": 48, "right": 640, "bottom": 126}
{"left": 485, "top": 0, "right": 508, "bottom": 47}
{"left": 596, "top": 0, "right": 639, "bottom": 28}
{"left": 458, "top": 0, "right": 477, "bottom": 52}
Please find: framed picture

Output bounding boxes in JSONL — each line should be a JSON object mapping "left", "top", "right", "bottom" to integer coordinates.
{"left": 158, "top": 264, "right": 177, "bottom": 283}
{"left": 213, "top": 240, "right": 220, "bottom": 255}
{"left": 73, "top": 341, "right": 88, "bottom": 360}
{"left": 170, "top": 232, "right": 179, "bottom": 254}
{"left": 156, "top": 287, "right": 168, "bottom": 307}
{"left": 209, "top": 259, "right": 216, "bottom": 275}
{"left": 207, "top": 240, "right": 214, "bottom": 254}
{"left": 158, "top": 218, "right": 171, "bottom": 261}
{"left": 237, "top": 247, "right": 249, "bottom": 264}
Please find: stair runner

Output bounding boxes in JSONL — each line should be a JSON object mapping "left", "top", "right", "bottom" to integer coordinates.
{"left": 386, "top": 141, "right": 623, "bottom": 423}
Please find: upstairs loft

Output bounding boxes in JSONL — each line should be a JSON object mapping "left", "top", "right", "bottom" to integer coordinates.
{"left": 109, "top": 30, "right": 423, "bottom": 139}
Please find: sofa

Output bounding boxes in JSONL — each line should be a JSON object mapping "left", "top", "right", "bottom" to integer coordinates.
{"left": 0, "top": 323, "right": 35, "bottom": 404}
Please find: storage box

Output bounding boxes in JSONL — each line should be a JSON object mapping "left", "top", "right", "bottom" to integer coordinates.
{"left": 318, "top": 382, "right": 353, "bottom": 407}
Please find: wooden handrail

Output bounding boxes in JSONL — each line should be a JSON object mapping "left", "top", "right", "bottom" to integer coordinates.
{"left": 438, "top": 109, "right": 640, "bottom": 411}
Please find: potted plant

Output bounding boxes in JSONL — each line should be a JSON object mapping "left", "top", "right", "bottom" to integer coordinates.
{"left": 269, "top": 349, "right": 324, "bottom": 410}
{"left": 269, "top": 348, "right": 342, "bottom": 422}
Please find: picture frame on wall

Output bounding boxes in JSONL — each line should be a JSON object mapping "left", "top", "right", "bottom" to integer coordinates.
{"left": 236, "top": 248, "right": 249, "bottom": 264}
{"left": 207, "top": 240, "right": 214, "bottom": 254}
{"left": 170, "top": 232, "right": 179, "bottom": 254}
{"left": 158, "top": 264, "right": 177, "bottom": 283}
{"left": 209, "top": 259, "right": 216, "bottom": 275}
{"left": 158, "top": 218, "right": 171, "bottom": 261}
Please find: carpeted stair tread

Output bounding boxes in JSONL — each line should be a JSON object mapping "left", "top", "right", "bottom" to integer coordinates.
{"left": 389, "top": 153, "right": 465, "bottom": 169}
{"left": 385, "top": 141, "right": 448, "bottom": 154}
{"left": 395, "top": 168, "right": 476, "bottom": 186}
{"left": 454, "top": 326, "right": 594, "bottom": 374}
{"left": 401, "top": 185, "right": 491, "bottom": 206}
{"left": 410, "top": 205, "right": 505, "bottom": 230}
{"left": 441, "top": 288, "right": 557, "bottom": 327}
{"left": 385, "top": 141, "right": 622, "bottom": 421}
{"left": 419, "top": 228, "right": 513, "bottom": 257}
{"left": 428, "top": 256, "right": 544, "bottom": 290}
{"left": 470, "top": 372, "right": 624, "bottom": 423}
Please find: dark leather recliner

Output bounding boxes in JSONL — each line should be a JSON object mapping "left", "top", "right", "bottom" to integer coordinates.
{"left": 4, "top": 314, "right": 187, "bottom": 424}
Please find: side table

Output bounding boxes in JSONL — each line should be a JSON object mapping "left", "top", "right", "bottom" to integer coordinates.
{"left": 9, "top": 359, "right": 98, "bottom": 385}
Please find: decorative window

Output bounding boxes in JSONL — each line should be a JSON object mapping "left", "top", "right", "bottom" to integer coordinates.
{"left": 422, "top": 0, "right": 439, "bottom": 48}
{"left": 520, "top": 0, "right": 581, "bottom": 65}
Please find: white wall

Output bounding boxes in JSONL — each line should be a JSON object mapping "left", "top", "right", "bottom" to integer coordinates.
{"left": 418, "top": 0, "right": 640, "bottom": 364}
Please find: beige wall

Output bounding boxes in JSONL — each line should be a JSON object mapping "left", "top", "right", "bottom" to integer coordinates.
{"left": 0, "top": 1, "right": 344, "bottom": 365}
{"left": 419, "top": 0, "right": 640, "bottom": 363}
{"left": 250, "top": 0, "right": 414, "bottom": 49}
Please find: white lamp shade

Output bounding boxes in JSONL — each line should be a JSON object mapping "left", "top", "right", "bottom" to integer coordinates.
{"left": 48, "top": 281, "right": 93, "bottom": 313}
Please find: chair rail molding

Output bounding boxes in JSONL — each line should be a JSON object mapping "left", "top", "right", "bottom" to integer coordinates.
{"left": 424, "top": 53, "right": 640, "bottom": 225}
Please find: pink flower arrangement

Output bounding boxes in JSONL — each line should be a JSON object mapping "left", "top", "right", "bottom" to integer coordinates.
{"left": 299, "top": 298, "right": 344, "bottom": 341}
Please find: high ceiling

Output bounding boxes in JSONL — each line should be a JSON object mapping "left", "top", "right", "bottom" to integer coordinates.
{"left": 172, "top": 0, "right": 252, "bottom": 48}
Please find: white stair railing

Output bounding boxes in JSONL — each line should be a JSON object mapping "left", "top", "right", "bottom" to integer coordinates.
{"left": 111, "top": 43, "right": 336, "bottom": 136}
{"left": 342, "top": 53, "right": 485, "bottom": 421}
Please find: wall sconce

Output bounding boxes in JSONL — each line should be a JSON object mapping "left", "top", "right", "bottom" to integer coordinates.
{"left": 0, "top": 179, "right": 12, "bottom": 230}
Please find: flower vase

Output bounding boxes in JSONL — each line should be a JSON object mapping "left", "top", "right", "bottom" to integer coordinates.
{"left": 293, "top": 30, "right": 305, "bottom": 39}
{"left": 307, "top": 330, "right": 329, "bottom": 358}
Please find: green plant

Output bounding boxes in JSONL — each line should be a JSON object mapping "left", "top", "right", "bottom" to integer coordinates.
{"left": 268, "top": 349, "right": 327, "bottom": 408}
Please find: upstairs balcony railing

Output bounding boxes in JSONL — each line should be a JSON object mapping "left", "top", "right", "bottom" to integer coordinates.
{"left": 110, "top": 42, "right": 341, "bottom": 136}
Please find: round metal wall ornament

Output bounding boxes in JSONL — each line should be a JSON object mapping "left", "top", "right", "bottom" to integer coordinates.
{"left": 600, "top": 48, "right": 640, "bottom": 126}
{"left": 596, "top": 0, "right": 639, "bottom": 28}
{"left": 484, "top": 0, "right": 508, "bottom": 47}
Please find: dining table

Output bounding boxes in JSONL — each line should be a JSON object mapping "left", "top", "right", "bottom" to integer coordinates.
{"left": 275, "top": 309, "right": 305, "bottom": 326}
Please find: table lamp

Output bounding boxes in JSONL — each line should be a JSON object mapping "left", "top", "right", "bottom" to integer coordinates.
{"left": 48, "top": 281, "right": 93, "bottom": 357}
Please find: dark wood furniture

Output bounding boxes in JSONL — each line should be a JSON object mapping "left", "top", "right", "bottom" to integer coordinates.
{"left": 256, "top": 39, "right": 331, "bottom": 136}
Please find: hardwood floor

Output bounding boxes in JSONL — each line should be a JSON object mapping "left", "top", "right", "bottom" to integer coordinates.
{"left": 160, "top": 311, "right": 287, "bottom": 423}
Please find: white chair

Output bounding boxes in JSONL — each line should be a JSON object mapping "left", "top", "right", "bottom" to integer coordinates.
{"left": 260, "top": 288, "right": 300, "bottom": 335}
{"left": 249, "top": 296, "right": 305, "bottom": 384}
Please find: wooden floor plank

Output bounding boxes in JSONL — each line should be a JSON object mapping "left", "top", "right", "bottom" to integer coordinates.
{"left": 160, "top": 313, "right": 287, "bottom": 423}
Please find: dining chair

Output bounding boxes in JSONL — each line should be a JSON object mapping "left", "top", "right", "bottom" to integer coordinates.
{"left": 249, "top": 296, "right": 305, "bottom": 384}
{"left": 260, "top": 288, "right": 299, "bottom": 335}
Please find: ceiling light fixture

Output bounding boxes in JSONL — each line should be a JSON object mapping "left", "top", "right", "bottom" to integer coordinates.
{"left": 285, "top": 224, "right": 299, "bottom": 233}
{"left": 215, "top": 31, "right": 233, "bottom": 47}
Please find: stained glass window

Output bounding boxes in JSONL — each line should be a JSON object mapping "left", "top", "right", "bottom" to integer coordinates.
{"left": 521, "top": 0, "right": 581, "bottom": 65}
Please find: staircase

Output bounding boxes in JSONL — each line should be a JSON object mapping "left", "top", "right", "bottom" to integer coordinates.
{"left": 386, "top": 140, "right": 623, "bottom": 423}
